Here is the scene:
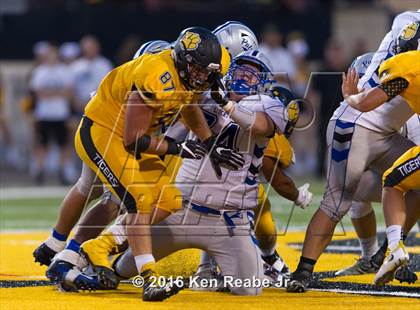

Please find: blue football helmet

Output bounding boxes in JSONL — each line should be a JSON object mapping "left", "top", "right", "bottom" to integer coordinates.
{"left": 225, "top": 49, "right": 273, "bottom": 95}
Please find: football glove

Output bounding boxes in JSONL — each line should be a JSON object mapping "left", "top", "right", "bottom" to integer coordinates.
{"left": 294, "top": 183, "right": 313, "bottom": 209}
{"left": 202, "top": 136, "right": 245, "bottom": 179}
{"left": 165, "top": 137, "right": 207, "bottom": 159}
{"left": 210, "top": 77, "right": 229, "bottom": 107}
{"left": 178, "top": 140, "right": 208, "bottom": 159}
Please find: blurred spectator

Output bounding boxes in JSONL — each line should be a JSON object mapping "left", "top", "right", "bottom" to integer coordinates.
{"left": 259, "top": 23, "right": 297, "bottom": 86}
{"left": 286, "top": 31, "right": 310, "bottom": 96}
{"left": 0, "top": 76, "right": 12, "bottom": 152}
{"left": 59, "top": 42, "right": 81, "bottom": 65}
{"left": 70, "top": 35, "right": 112, "bottom": 116}
{"left": 312, "top": 39, "right": 348, "bottom": 176}
{"left": 29, "top": 45, "right": 74, "bottom": 184}
{"left": 33, "top": 41, "right": 51, "bottom": 65}
{"left": 350, "top": 37, "right": 369, "bottom": 62}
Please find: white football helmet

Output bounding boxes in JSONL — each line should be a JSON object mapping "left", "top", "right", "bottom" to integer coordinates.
{"left": 133, "top": 40, "right": 171, "bottom": 59}
{"left": 213, "top": 21, "right": 258, "bottom": 57}
{"left": 350, "top": 52, "right": 374, "bottom": 77}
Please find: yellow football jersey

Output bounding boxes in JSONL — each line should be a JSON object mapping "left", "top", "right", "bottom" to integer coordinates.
{"left": 379, "top": 50, "right": 420, "bottom": 114}
{"left": 84, "top": 49, "right": 195, "bottom": 137}
{"left": 263, "top": 134, "right": 294, "bottom": 168}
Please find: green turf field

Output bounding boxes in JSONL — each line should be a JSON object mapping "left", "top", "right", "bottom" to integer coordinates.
{"left": 0, "top": 179, "right": 384, "bottom": 232}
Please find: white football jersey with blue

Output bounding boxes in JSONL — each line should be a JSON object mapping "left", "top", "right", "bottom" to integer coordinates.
{"left": 403, "top": 115, "right": 420, "bottom": 145}
{"left": 176, "top": 93, "right": 287, "bottom": 210}
{"left": 331, "top": 10, "right": 420, "bottom": 132}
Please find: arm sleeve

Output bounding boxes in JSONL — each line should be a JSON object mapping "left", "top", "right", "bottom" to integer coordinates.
{"left": 261, "top": 97, "right": 288, "bottom": 134}
{"left": 378, "top": 78, "right": 409, "bottom": 99}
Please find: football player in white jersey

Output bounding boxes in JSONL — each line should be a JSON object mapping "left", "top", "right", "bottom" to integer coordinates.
{"left": 67, "top": 49, "right": 298, "bottom": 295}
{"left": 287, "top": 10, "right": 420, "bottom": 293}
{"left": 334, "top": 52, "right": 419, "bottom": 283}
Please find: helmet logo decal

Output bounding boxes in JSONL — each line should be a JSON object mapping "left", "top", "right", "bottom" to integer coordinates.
{"left": 240, "top": 32, "right": 254, "bottom": 51}
{"left": 401, "top": 22, "right": 418, "bottom": 41}
{"left": 286, "top": 100, "right": 300, "bottom": 124}
{"left": 181, "top": 31, "right": 202, "bottom": 50}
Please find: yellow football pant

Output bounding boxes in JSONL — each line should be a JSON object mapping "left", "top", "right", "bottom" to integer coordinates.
{"left": 383, "top": 145, "right": 420, "bottom": 193}
{"left": 74, "top": 117, "right": 182, "bottom": 214}
{"left": 254, "top": 184, "right": 277, "bottom": 243}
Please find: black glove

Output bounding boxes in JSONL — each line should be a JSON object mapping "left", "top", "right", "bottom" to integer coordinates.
{"left": 202, "top": 136, "right": 245, "bottom": 179}
{"left": 178, "top": 140, "right": 207, "bottom": 159}
{"left": 210, "top": 76, "right": 229, "bottom": 107}
{"left": 166, "top": 137, "right": 207, "bottom": 159}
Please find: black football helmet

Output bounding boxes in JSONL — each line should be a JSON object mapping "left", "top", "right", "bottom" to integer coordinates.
{"left": 395, "top": 21, "right": 420, "bottom": 54}
{"left": 173, "top": 27, "right": 222, "bottom": 92}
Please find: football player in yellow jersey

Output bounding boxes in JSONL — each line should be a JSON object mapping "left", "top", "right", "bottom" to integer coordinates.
{"left": 33, "top": 37, "right": 232, "bottom": 271}
{"left": 46, "top": 27, "right": 246, "bottom": 301}
{"left": 343, "top": 21, "right": 420, "bottom": 285}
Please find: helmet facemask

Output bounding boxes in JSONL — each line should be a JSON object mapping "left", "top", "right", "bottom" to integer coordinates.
{"left": 183, "top": 57, "right": 220, "bottom": 92}
{"left": 226, "top": 60, "right": 272, "bottom": 96}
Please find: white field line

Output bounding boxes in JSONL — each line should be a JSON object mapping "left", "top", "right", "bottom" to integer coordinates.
{"left": 0, "top": 186, "right": 70, "bottom": 200}
{"left": 311, "top": 287, "right": 420, "bottom": 298}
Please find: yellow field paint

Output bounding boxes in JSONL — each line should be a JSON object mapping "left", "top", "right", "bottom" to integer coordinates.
{"left": 0, "top": 232, "right": 49, "bottom": 280}
{"left": 1, "top": 230, "right": 419, "bottom": 309}
{"left": 0, "top": 231, "right": 362, "bottom": 279}
{"left": 1, "top": 284, "right": 420, "bottom": 310}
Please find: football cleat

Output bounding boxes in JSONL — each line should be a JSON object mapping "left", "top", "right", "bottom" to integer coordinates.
{"left": 142, "top": 280, "right": 183, "bottom": 302}
{"left": 33, "top": 243, "right": 59, "bottom": 266}
{"left": 141, "top": 264, "right": 183, "bottom": 302}
{"left": 335, "top": 257, "right": 378, "bottom": 276}
{"left": 374, "top": 241, "right": 409, "bottom": 286}
{"left": 286, "top": 269, "right": 312, "bottom": 293}
{"left": 262, "top": 250, "right": 291, "bottom": 276}
{"left": 94, "top": 266, "right": 120, "bottom": 290}
{"left": 189, "top": 265, "right": 226, "bottom": 292}
{"left": 46, "top": 259, "right": 100, "bottom": 291}
{"left": 394, "top": 265, "right": 418, "bottom": 284}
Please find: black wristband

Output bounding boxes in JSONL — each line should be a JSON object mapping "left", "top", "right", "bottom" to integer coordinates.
{"left": 201, "top": 136, "right": 216, "bottom": 151}
{"left": 166, "top": 139, "right": 181, "bottom": 155}
{"left": 125, "top": 134, "right": 151, "bottom": 160}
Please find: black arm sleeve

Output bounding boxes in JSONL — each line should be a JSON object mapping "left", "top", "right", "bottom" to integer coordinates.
{"left": 378, "top": 78, "right": 409, "bottom": 99}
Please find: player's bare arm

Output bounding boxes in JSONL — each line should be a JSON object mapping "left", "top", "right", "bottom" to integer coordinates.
{"left": 262, "top": 156, "right": 298, "bottom": 201}
{"left": 180, "top": 102, "right": 212, "bottom": 141}
{"left": 343, "top": 67, "right": 409, "bottom": 112}
{"left": 124, "top": 91, "right": 207, "bottom": 159}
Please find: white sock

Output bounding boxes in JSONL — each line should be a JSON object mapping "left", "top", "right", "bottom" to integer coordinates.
{"left": 386, "top": 225, "right": 402, "bottom": 251}
{"left": 134, "top": 254, "right": 155, "bottom": 274}
{"left": 55, "top": 249, "right": 87, "bottom": 268}
{"left": 44, "top": 236, "right": 66, "bottom": 253}
{"left": 359, "top": 236, "right": 378, "bottom": 258}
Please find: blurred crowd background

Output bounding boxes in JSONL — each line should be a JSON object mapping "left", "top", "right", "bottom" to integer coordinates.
{"left": 0, "top": 0, "right": 418, "bottom": 186}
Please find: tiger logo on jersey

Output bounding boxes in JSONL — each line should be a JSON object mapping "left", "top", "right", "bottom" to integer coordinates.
{"left": 181, "top": 31, "right": 201, "bottom": 50}
{"left": 401, "top": 22, "right": 419, "bottom": 41}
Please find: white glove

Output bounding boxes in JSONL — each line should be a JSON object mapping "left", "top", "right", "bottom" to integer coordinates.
{"left": 294, "top": 183, "right": 313, "bottom": 209}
